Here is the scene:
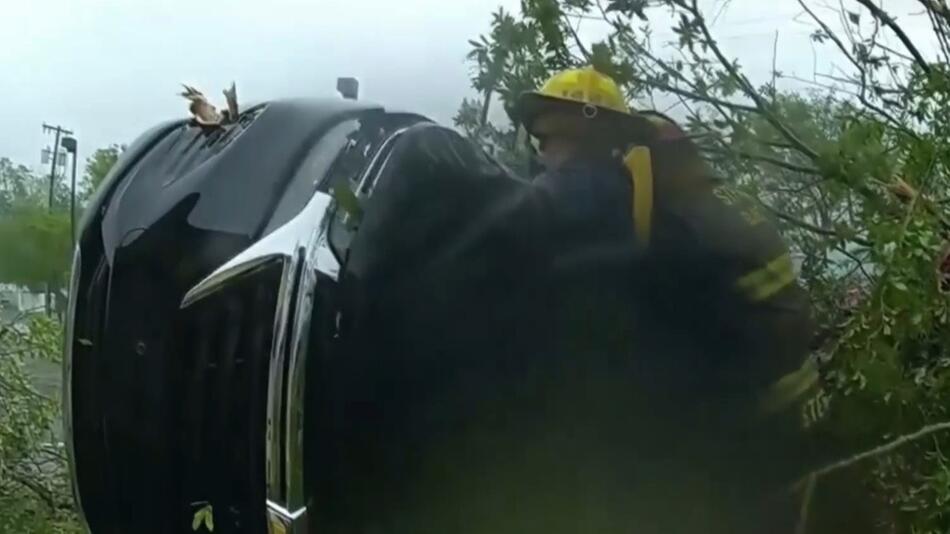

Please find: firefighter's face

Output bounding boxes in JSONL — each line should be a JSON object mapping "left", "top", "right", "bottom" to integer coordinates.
{"left": 536, "top": 134, "right": 578, "bottom": 171}
{"left": 532, "top": 112, "right": 596, "bottom": 171}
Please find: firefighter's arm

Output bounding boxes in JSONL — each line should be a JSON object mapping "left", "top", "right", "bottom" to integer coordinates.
{"left": 702, "top": 188, "right": 817, "bottom": 410}
{"left": 726, "top": 261, "right": 817, "bottom": 411}
{"left": 655, "top": 184, "right": 816, "bottom": 403}
{"left": 716, "top": 238, "right": 824, "bottom": 492}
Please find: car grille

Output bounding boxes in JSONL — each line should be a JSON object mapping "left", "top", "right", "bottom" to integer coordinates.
{"left": 173, "top": 262, "right": 281, "bottom": 533}
{"left": 70, "top": 257, "right": 281, "bottom": 533}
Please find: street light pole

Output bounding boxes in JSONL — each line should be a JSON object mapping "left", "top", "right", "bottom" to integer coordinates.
{"left": 61, "top": 136, "right": 79, "bottom": 250}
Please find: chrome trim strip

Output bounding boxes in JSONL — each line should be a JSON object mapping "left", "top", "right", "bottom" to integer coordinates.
{"left": 266, "top": 499, "right": 308, "bottom": 534}
{"left": 283, "top": 196, "right": 336, "bottom": 510}
{"left": 181, "top": 191, "right": 335, "bottom": 530}
{"left": 181, "top": 194, "right": 334, "bottom": 308}
{"left": 267, "top": 500, "right": 307, "bottom": 520}
{"left": 284, "top": 257, "right": 313, "bottom": 510}
{"left": 62, "top": 245, "right": 88, "bottom": 529}
{"left": 363, "top": 137, "right": 400, "bottom": 198}
{"left": 355, "top": 126, "right": 410, "bottom": 195}
{"left": 265, "top": 256, "right": 299, "bottom": 502}
{"left": 181, "top": 254, "right": 286, "bottom": 308}
{"left": 314, "top": 231, "right": 340, "bottom": 280}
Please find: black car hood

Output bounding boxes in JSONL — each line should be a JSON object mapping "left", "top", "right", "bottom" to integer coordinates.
{"left": 99, "top": 99, "right": 383, "bottom": 266}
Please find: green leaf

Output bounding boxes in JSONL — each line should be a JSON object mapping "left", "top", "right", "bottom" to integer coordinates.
{"left": 589, "top": 42, "right": 615, "bottom": 78}
{"left": 605, "top": 0, "right": 649, "bottom": 20}
{"left": 332, "top": 183, "right": 363, "bottom": 223}
{"left": 563, "top": 0, "right": 592, "bottom": 9}
{"left": 192, "top": 504, "right": 214, "bottom": 532}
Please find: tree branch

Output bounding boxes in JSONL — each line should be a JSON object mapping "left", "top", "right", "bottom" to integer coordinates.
{"left": 562, "top": 13, "right": 592, "bottom": 60}
{"left": 780, "top": 74, "right": 862, "bottom": 95}
{"left": 598, "top": 3, "right": 743, "bottom": 114}
{"left": 600, "top": 0, "right": 793, "bottom": 150}
{"left": 852, "top": 0, "right": 932, "bottom": 74}
{"left": 771, "top": 30, "right": 780, "bottom": 100}
{"left": 797, "top": 0, "right": 915, "bottom": 137}
{"left": 8, "top": 471, "right": 68, "bottom": 512}
{"left": 704, "top": 146, "right": 822, "bottom": 175}
{"left": 922, "top": 1, "right": 950, "bottom": 64}
{"left": 794, "top": 421, "right": 950, "bottom": 488}
{"left": 765, "top": 205, "right": 874, "bottom": 246}
{"left": 835, "top": 243, "right": 875, "bottom": 282}
{"left": 795, "top": 473, "right": 816, "bottom": 534}
{"left": 871, "top": 41, "right": 916, "bottom": 63}
{"left": 617, "top": 25, "right": 760, "bottom": 134}
{"left": 679, "top": 0, "right": 821, "bottom": 161}
{"left": 758, "top": 139, "right": 799, "bottom": 150}
{"left": 630, "top": 76, "right": 760, "bottom": 114}
{"left": 763, "top": 180, "right": 829, "bottom": 195}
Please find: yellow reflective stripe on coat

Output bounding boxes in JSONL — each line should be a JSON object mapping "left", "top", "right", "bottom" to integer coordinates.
{"left": 623, "top": 146, "right": 654, "bottom": 247}
{"left": 736, "top": 253, "right": 795, "bottom": 302}
{"left": 759, "top": 357, "right": 819, "bottom": 415}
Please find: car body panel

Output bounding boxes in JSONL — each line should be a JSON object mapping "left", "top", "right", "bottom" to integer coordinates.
{"left": 64, "top": 98, "right": 428, "bottom": 533}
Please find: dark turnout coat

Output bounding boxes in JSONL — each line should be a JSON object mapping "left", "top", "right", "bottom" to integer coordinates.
{"left": 312, "top": 124, "right": 814, "bottom": 534}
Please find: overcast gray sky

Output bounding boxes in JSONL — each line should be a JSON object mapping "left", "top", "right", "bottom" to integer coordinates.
{"left": 0, "top": 0, "right": 936, "bottom": 175}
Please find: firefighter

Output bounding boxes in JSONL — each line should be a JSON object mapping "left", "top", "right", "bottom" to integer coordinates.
{"left": 518, "top": 66, "right": 817, "bottom": 532}
{"left": 312, "top": 68, "right": 820, "bottom": 534}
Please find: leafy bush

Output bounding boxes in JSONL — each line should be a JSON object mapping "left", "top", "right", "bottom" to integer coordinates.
{"left": 459, "top": 1, "right": 950, "bottom": 531}
{"left": 0, "top": 314, "right": 83, "bottom": 533}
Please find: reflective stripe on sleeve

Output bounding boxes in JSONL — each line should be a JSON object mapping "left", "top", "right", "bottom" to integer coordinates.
{"left": 736, "top": 253, "right": 795, "bottom": 302}
{"left": 759, "top": 357, "right": 819, "bottom": 415}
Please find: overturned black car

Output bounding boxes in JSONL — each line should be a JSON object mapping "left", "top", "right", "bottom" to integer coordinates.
{"left": 65, "top": 95, "right": 813, "bottom": 534}
{"left": 64, "top": 97, "right": 539, "bottom": 533}
{"left": 67, "top": 90, "right": 635, "bottom": 533}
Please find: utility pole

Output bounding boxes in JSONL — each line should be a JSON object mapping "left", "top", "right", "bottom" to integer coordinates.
{"left": 41, "top": 123, "right": 73, "bottom": 316}
{"left": 43, "top": 123, "right": 73, "bottom": 212}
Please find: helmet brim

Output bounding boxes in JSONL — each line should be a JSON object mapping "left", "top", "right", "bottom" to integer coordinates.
{"left": 517, "top": 92, "right": 656, "bottom": 141}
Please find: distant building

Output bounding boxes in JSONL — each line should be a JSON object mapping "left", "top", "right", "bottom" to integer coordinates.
{"left": 0, "top": 284, "right": 47, "bottom": 318}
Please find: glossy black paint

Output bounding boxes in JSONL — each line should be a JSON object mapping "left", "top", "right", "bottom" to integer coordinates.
{"left": 67, "top": 98, "right": 427, "bottom": 533}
